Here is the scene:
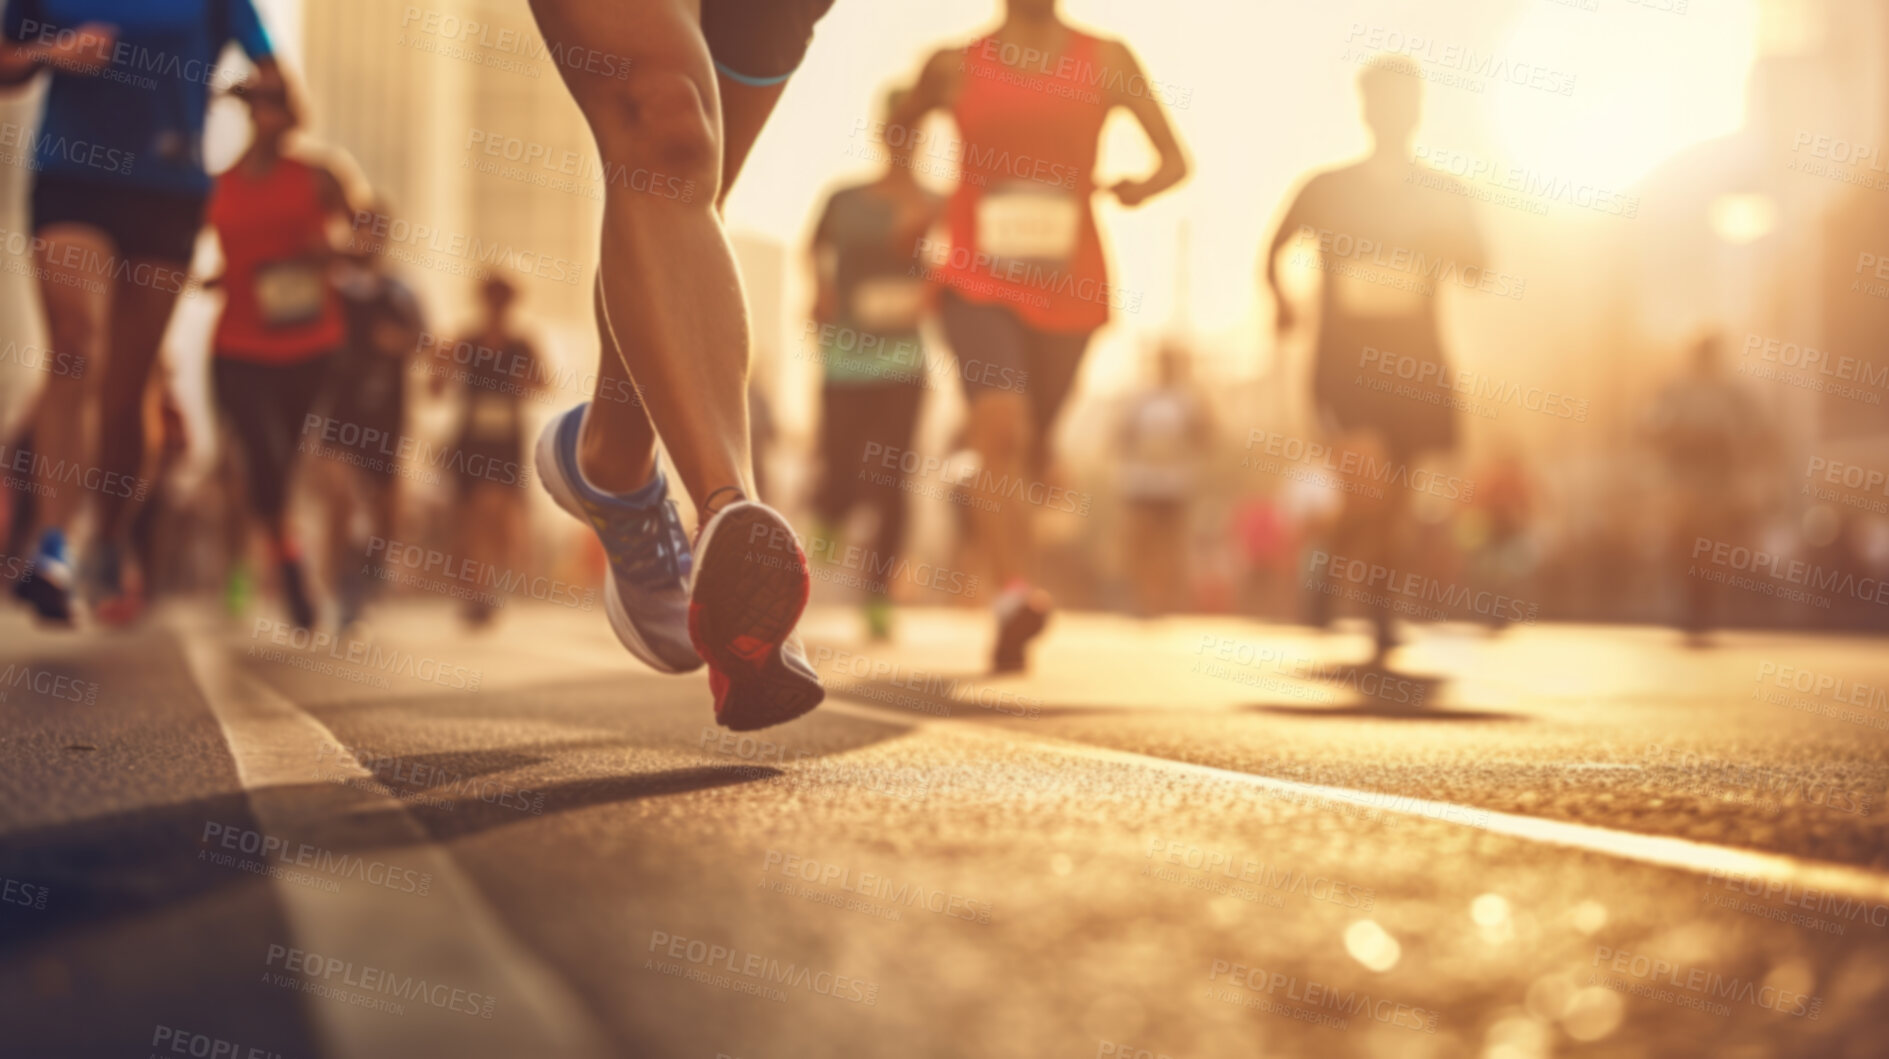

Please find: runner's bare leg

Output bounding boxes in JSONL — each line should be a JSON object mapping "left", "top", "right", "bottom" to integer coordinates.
{"left": 530, "top": 0, "right": 790, "bottom": 510}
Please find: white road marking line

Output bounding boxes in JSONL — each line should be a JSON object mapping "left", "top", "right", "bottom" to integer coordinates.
{"left": 326, "top": 625, "right": 1889, "bottom": 907}
{"left": 181, "top": 630, "right": 614, "bottom": 1059}
{"left": 816, "top": 698, "right": 1889, "bottom": 907}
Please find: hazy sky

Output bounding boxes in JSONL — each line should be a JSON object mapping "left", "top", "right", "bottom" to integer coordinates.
{"left": 731, "top": 0, "right": 1758, "bottom": 385}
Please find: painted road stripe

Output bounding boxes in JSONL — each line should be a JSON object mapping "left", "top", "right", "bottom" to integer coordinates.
{"left": 815, "top": 696, "right": 1889, "bottom": 907}
{"left": 334, "top": 620, "right": 1889, "bottom": 909}
{"left": 180, "top": 629, "right": 613, "bottom": 1059}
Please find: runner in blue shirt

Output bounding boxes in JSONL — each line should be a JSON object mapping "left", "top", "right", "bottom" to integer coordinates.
{"left": 0, "top": 0, "right": 278, "bottom": 624}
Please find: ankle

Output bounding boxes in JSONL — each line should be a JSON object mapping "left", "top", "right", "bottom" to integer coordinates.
{"left": 577, "top": 413, "right": 658, "bottom": 495}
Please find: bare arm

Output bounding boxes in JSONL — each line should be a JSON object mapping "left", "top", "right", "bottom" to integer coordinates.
{"left": 1263, "top": 186, "right": 1311, "bottom": 330}
{"left": 1100, "top": 40, "right": 1189, "bottom": 207}
{"left": 889, "top": 47, "right": 960, "bottom": 146}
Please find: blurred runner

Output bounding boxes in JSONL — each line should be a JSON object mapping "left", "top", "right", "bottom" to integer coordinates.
{"left": 524, "top": 0, "right": 836, "bottom": 729}
{"left": 1462, "top": 441, "right": 1535, "bottom": 632}
{"left": 314, "top": 203, "right": 428, "bottom": 630}
{"left": 806, "top": 85, "right": 942, "bottom": 641}
{"left": 434, "top": 276, "right": 541, "bottom": 628}
{"left": 1644, "top": 333, "right": 1773, "bottom": 640}
{"left": 0, "top": 0, "right": 279, "bottom": 624}
{"left": 1263, "top": 55, "right": 1484, "bottom": 663}
{"left": 124, "top": 374, "right": 191, "bottom": 607}
{"left": 205, "top": 70, "right": 354, "bottom": 630}
{"left": 1117, "top": 341, "right": 1212, "bottom": 617}
{"left": 898, "top": 0, "right": 1191, "bottom": 672}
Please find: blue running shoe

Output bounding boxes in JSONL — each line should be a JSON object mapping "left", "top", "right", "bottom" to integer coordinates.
{"left": 536, "top": 404, "right": 702, "bottom": 674}
{"left": 14, "top": 527, "right": 76, "bottom": 627}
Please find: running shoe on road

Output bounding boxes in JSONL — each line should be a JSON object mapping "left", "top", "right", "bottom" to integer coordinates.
{"left": 991, "top": 584, "right": 1052, "bottom": 674}
{"left": 90, "top": 541, "right": 148, "bottom": 628}
{"left": 537, "top": 404, "right": 702, "bottom": 674}
{"left": 688, "top": 494, "right": 824, "bottom": 731}
{"left": 14, "top": 528, "right": 76, "bottom": 627}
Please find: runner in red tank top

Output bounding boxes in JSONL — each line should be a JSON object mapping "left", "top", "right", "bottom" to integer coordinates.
{"left": 205, "top": 70, "right": 355, "bottom": 630}
{"left": 898, "top": 0, "right": 1190, "bottom": 672}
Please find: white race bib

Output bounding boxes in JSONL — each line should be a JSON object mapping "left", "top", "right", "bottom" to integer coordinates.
{"left": 851, "top": 277, "right": 928, "bottom": 333}
{"left": 976, "top": 184, "right": 1081, "bottom": 264}
{"left": 255, "top": 260, "right": 326, "bottom": 329}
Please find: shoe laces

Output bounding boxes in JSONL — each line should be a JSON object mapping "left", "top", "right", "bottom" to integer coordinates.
{"left": 603, "top": 495, "right": 692, "bottom": 590}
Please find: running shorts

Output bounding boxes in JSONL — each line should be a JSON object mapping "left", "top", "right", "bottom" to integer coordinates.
{"left": 31, "top": 174, "right": 207, "bottom": 264}
{"left": 701, "top": 0, "right": 835, "bottom": 86}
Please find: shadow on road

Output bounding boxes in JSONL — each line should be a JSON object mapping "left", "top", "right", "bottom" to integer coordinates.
{"left": 1248, "top": 665, "right": 1521, "bottom": 721}
{"left": 0, "top": 757, "right": 774, "bottom": 954}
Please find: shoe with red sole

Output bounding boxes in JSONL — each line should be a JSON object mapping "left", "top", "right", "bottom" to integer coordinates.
{"left": 688, "top": 496, "right": 824, "bottom": 731}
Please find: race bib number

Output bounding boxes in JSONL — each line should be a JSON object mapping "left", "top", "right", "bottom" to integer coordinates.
{"left": 255, "top": 260, "right": 326, "bottom": 329}
{"left": 976, "top": 184, "right": 1081, "bottom": 264}
{"left": 851, "top": 278, "right": 927, "bottom": 333}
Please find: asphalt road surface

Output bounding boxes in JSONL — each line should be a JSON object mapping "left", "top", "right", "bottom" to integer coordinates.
{"left": 3, "top": 600, "right": 1887, "bottom": 1059}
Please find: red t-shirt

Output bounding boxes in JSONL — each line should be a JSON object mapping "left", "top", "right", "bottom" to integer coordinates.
{"left": 209, "top": 157, "right": 345, "bottom": 363}
{"left": 941, "top": 31, "right": 1113, "bottom": 334}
